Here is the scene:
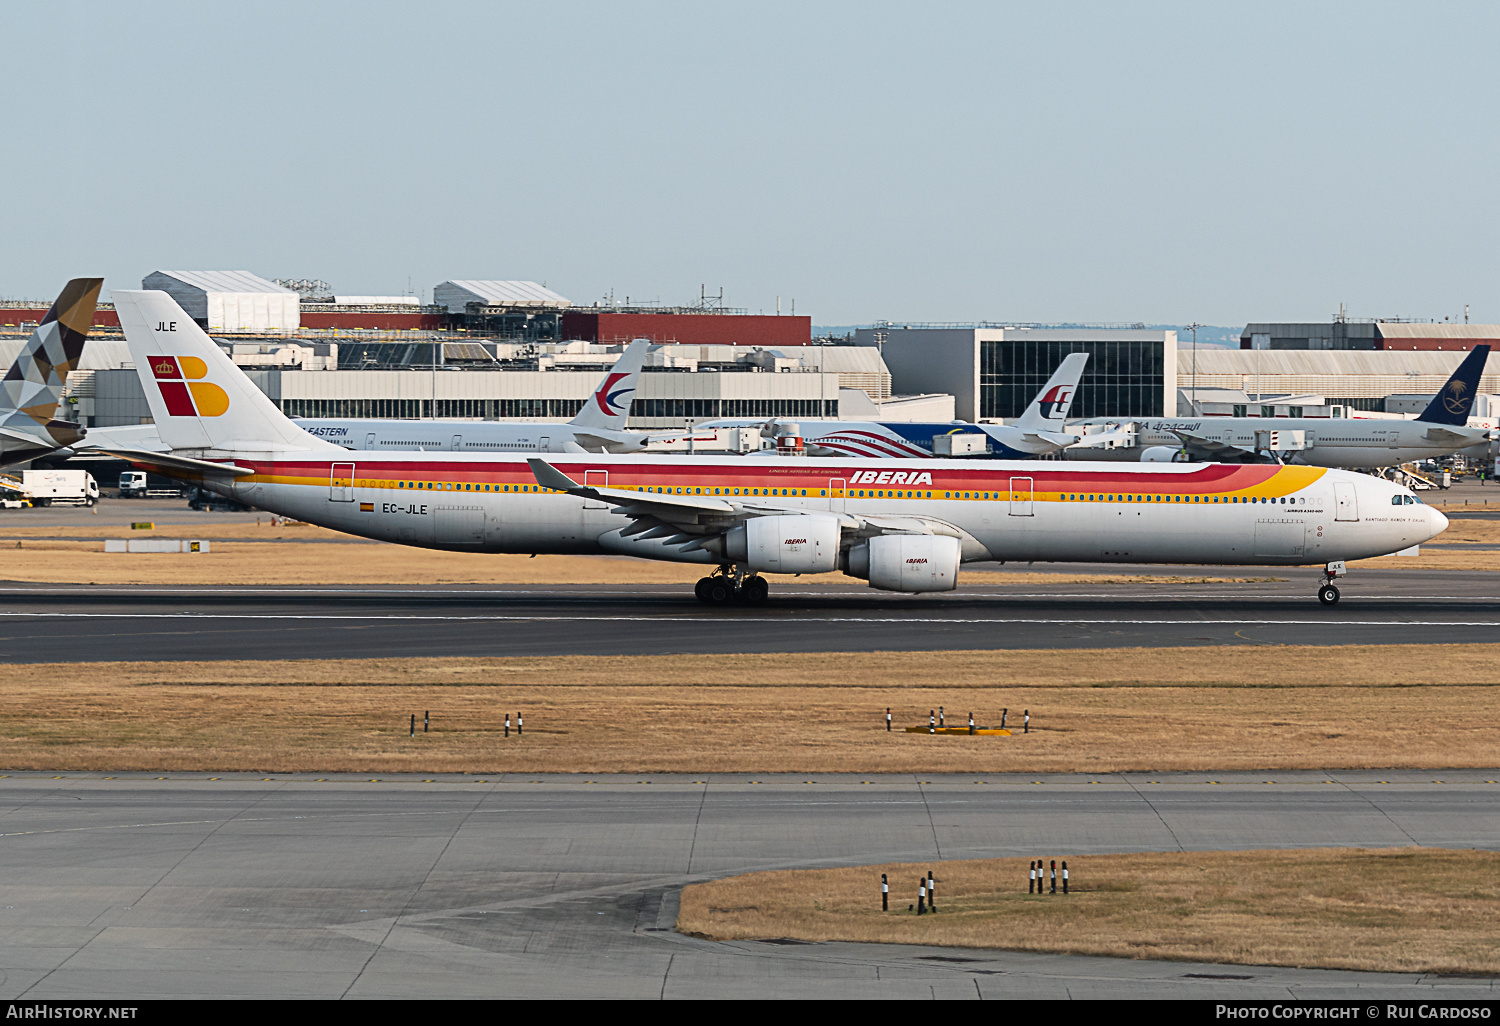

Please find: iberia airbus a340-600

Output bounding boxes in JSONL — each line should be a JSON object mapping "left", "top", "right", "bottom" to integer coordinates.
{"left": 104, "top": 290, "right": 1447, "bottom": 607}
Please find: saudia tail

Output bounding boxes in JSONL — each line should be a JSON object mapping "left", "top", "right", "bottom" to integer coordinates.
{"left": 113, "top": 290, "right": 339, "bottom": 453}
{"left": 1014, "top": 352, "right": 1089, "bottom": 432}
{"left": 1417, "top": 345, "right": 1490, "bottom": 427}
{"left": 568, "top": 339, "right": 649, "bottom": 431}
{"left": 0, "top": 278, "right": 102, "bottom": 464}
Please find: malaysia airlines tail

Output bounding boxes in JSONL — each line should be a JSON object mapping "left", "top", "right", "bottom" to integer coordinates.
{"left": 112, "top": 290, "right": 339, "bottom": 454}
{"left": 1012, "top": 352, "right": 1089, "bottom": 437}
{"left": 568, "top": 340, "right": 648, "bottom": 433}
{"left": 1417, "top": 345, "right": 1490, "bottom": 426}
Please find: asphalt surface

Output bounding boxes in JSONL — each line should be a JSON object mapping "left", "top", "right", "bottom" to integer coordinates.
{"left": 4, "top": 567, "right": 1500, "bottom": 661}
{"left": 1, "top": 772, "right": 1496, "bottom": 999}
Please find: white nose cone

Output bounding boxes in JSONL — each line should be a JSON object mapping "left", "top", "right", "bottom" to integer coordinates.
{"left": 1424, "top": 504, "right": 1449, "bottom": 541}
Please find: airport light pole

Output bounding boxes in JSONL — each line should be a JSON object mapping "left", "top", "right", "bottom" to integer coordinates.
{"left": 1186, "top": 323, "right": 1204, "bottom": 415}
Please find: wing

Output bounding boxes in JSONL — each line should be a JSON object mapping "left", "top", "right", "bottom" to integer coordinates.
{"left": 1167, "top": 428, "right": 1256, "bottom": 460}
{"left": 1019, "top": 430, "right": 1077, "bottom": 449}
{"left": 94, "top": 447, "right": 255, "bottom": 478}
{"left": 527, "top": 458, "right": 992, "bottom": 560}
{"left": 1422, "top": 426, "right": 1484, "bottom": 444}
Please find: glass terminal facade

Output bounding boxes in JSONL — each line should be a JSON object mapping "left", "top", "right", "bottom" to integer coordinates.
{"left": 980, "top": 339, "right": 1165, "bottom": 420}
{"left": 281, "top": 397, "right": 838, "bottom": 421}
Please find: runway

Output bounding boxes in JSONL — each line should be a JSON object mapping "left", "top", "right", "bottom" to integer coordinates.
{"left": 1, "top": 567, "right": 1500, "bottom": 661}
{"left": 1, "top": 772, "right": 1496, "bottom": 999}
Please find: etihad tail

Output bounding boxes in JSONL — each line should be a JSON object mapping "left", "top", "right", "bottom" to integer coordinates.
{"left": 1418, "top": 345, "right": 1490, "bottom": 426}
{"left": 1014, "top": 352, "right": 1089, "bottom": 431}
{"left": 0, "top": 278, "right": 102, "bottom": 464}
{"left": 568, "top": 339, "right": 648, "bottom": 431}
{"left": 113, "top": 290, "right": 337, "bottom": 453}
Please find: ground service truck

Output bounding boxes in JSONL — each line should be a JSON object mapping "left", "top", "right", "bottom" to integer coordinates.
{"left": 21, "top": 469, "right": 98, "bottom": 506}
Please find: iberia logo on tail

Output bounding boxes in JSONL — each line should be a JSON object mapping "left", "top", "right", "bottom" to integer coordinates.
{"left": 148, "top": 355, "right": 230, "bottom": 417}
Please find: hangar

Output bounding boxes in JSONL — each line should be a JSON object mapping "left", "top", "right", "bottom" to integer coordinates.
{"left": 141, "top": 270, "right": 300, "bottom": 334}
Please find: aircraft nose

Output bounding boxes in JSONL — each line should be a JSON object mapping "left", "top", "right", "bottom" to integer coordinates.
{"left": 1425, "top": 504, "right": 1449, "bottom": 540}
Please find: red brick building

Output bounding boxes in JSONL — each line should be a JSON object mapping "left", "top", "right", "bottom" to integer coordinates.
{"left": 561, "top": 311, "right": 811, "bottom": 347}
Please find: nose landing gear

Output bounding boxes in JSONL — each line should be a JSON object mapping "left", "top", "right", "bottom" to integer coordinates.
{"left": 1318, "top": 560, "right": 1347, "bottom": 606}
{"left": 694, "top": 566, "right": 768, "bottom": 605}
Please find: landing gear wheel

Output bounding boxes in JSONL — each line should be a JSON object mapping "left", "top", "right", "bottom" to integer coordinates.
{"left": 1318, "top": 584, "right": 1341, "bottom": 606}
{"left": 706, "top": 580, "right": 733, "bottom": 604}
{"left": 741, "top": 577, "right": 769, "bottom": 605}
{"left": 694, "top": 577, "right": 716, "bottom": 603}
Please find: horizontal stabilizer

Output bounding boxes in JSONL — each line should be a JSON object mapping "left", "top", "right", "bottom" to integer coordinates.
{"left": 96, "top": 447, "right": 254, "bottom": 477}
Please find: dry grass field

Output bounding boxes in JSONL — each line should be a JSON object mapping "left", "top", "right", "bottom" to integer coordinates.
{"left": 678, "top": 848, "right": 1500, "bottom": 974}
{"left": 2, "top": 646, "right": 1499, "bottom": 772}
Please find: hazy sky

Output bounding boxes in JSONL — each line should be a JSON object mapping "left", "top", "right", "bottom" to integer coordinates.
{"left": 5, "top": 1, "right": 1497, "bottom": 325}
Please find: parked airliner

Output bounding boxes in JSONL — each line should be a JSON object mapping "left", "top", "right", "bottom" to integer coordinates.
{"left": 1069, "top": 346, "right": 1493, "bottom": 468}
{"left": 105, "top": 290, "right": 1446, "bottom": 607}
{"left": 650, "top": 353, "right": 1091, "bottom": 459}
{"left": 74, "top": 339, "right": 652, "bottom": 458}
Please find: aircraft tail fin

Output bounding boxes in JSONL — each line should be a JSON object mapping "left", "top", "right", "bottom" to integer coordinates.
{"left": 1418, "top": 345, "right": 1490, "bottom": 426}
{"left": 568, "top": 340, "right": 648, "bottom": 431}
{"left": 1014, "top": 352, "right": 1089, "bottom": 431}
{"left": 2, "top": 277, "right": 102, "bottom": 430}
{"left": 113, "top": 290, "right": 338, "bottom": 453}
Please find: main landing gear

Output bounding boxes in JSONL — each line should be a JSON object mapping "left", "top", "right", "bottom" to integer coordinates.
{"left": 1318, "top": 560, "right": 1348, "bottom": 606}
{"left": 695, "top": 566, "right": 768, "bottom": 605}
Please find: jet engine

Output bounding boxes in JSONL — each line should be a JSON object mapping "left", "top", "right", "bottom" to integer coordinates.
{"left": 1140, "top": 446, "right": 1187, "bottom": 463}
{"left": 845, "top": 534, "right": 960, "bottom": 593}
{"left": 723, "top": 514, "right": 840, "bottom": 574}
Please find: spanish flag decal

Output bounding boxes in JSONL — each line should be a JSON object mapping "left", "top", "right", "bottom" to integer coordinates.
{"left": 359, "top": 502, "right": 374, "bottom": 512}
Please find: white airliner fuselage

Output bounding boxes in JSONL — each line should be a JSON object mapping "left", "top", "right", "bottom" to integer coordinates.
{"left": 1068, "top": 416, "right": 1492, "bottom": 468}
{"left": 107, "top": 288, "right": 1449, "bottom": 606}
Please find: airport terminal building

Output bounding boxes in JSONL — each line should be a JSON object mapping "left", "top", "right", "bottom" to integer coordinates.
{"left": 850, "top": 326, "right": 1178, "bottom": 421}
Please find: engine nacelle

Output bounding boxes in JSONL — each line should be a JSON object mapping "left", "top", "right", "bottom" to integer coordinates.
{"left": 846, "top": 535, "right": 960, "bottom": 593}
{"left": 723, "top": 514, "right": 840, "bottom": 574}
{"left": 1140, "top": 445, "right": 1187, "bottom": 463}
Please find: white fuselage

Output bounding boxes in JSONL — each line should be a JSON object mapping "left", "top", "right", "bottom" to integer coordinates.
{"left": 295, "top": 418, "right": 646, "bottom": 454}
{"left": 76, "top": 419, "right": 648, "bottom": 456}
{"left": 1068, "top": 416, "right": 1492, "bottom": 468}
{"left": 194, "top": 451, "right": 1444, "bottom": 572}
{"left": 651, "top": 418, "right": 1057, "bottom": 458}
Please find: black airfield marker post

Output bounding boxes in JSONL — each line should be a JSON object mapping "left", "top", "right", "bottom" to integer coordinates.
{"left": 1001, "top": 708, "right": 1008, "bottom": 729}
{"left": 424, "top": 710, "right": 429, "bottom": 734}
{"left": 886, "top": 708, "right": 892, "bottom": 732}
{"left": 517, "top": 713, "right": 523, "bottom": 736}
{"left": 410, "top": 714, "right": 415, "bottom": 738}
{"left": 1062, "top": 860, "right": 1069, "bottom": 895}
{"left": 1029, "top": 860, "right": 1035, "bottom": 893}
{"left": 917, "top": 878, "right": 926, "bottom": 915}
{"left": 504, "top": 713, "right": 510, "bottom": 738}
{"left": 1024, "top": 709, "right": 1030, "bottom": 734}
{"left": 929, "top": 710, "right": 935, "bottom": 735}
{"left": 968, "top": 712, "right": 974, "bottom": 735}
{"left": 939, "top": 706, "right": 945, "bottom": 728}
{"left": 881, "top": 873, "right": 888, "bottom": 911}
{"left": 927, "top": 870, "right": 935, "bottom": 912}
{"left": 1050, "top": 859, "right": 1057, "bottom": 894}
